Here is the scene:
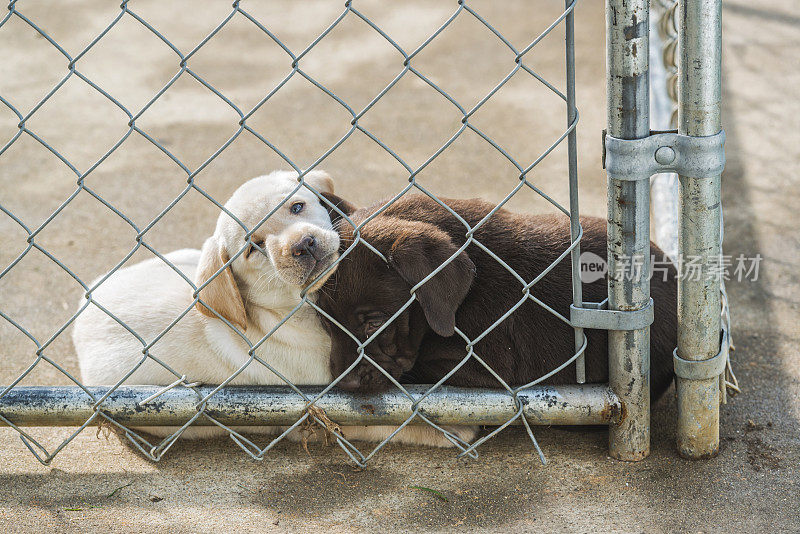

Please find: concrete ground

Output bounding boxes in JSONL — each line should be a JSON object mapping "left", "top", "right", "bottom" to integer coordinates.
{"left": 0, "top": 0, "right": 798, "bottom": 532}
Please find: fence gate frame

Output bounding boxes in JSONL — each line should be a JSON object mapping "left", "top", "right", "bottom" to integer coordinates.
{"left": 0, "top": 0, "right": 725, "bottom": 465}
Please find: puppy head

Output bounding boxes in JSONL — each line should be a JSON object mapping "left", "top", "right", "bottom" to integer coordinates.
{"left": 195, "top": 170, "right": 340, "bottom": 330}
{"left": 320, "top": 212, "right": 475, "bottom": 391}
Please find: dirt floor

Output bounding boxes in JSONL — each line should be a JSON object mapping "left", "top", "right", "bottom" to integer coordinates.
{"left": 0, "top": 1, "right": 798, "bottom": 532}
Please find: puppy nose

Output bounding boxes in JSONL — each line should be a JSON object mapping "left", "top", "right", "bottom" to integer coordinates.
{"left": 291, "top": 235, "right": 317, "bottom": 258}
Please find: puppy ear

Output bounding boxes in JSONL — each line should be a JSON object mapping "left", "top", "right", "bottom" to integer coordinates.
{"left": 386, "top": 222, "right": 475, "bottom": 337}
{"left": 194, "top": 236, "right": 247, "bottom": 331}
{"left": 320, "top": 191, "right": 358, "bottom": 228}
{"left": 303, "top": 170, "right": 334, "bottom": 195}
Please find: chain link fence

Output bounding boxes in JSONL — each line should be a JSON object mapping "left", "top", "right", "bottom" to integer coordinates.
{"left": 0, "top": 0, "right": 728, "bottom": 466}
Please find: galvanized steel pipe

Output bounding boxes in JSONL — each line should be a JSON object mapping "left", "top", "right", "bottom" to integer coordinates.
{"left": 0, "top": 385, "right": 622, "bottom": 427}
{"left": 676, "top": 0, "right": 723, "bottom": 458}
{"left": 565, "top": 0, "right": 585, "bottom": 384}
{"left": 606, "top": 0, "right": 652, "bottom": 461}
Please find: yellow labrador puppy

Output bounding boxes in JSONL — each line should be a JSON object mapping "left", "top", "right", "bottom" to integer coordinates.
{"left": 73, "top": 170, "right": 337, "bottom": 438}
{"left": 73, "top": 170, "right": 470, "bottom": 447}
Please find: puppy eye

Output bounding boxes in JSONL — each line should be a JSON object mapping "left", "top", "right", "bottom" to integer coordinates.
{"left": 365, "top": 319, "right": 384, "bottom": 335}
{"left": 290, "top": 202, "right": 305, "bottom": 214}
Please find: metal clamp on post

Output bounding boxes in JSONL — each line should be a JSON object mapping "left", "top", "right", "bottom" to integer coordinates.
{"left": 602, "top": 129, "right": 726, "bottom": 180}
{"left": 570, "top": 298, "right": 654, "bottom": 331}
{"left": 673, "top": 330, "right": 729, "bottom": 381}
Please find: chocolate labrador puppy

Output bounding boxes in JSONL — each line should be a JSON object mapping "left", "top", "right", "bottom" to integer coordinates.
{"left": 319, "top": 194, "right": 677, "bottom": 400}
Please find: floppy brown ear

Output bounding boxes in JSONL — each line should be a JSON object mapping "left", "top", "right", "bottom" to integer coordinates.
{"left": 303, "top": 170, "right": 334, "bottom": 195}
{"left": 194, "top": 236, "right": 247, "bottom": 331}
{"left": 320, "top": 191, "right": 358, "bottom": 228}
{"left": 385, "top": 221, "right": 475, "bottom": 337}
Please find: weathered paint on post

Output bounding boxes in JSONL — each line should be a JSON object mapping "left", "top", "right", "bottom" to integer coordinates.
{"left": 676, "top": 0, "right": 723, "bottom": 458}
{"left": 0, "top": 385, "right": 623, "bottom": 427}
{"left": 606, "top": 0, "right": 651, "bottom": 461}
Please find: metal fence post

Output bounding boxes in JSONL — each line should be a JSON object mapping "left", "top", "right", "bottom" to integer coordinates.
{"left": 606, "top": 0, "right": 651, "bottom": 461}
{"left": 675, "top": 0, "right": 722, "bottom": 458}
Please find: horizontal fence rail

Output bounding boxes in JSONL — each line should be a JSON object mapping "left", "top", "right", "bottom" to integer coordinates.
{"left": 0, "top": 385, "right": 622, "bottom": 427}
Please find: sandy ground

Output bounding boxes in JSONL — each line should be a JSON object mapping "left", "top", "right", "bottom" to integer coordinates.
{"left": 0, "top": 0, "right": 798, "bottom": 532}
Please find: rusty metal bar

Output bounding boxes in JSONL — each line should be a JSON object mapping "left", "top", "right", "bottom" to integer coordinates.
{"left": 0, "top": 385, "right": 622, "bottom": 427}
{"left": 606, "top": 0, "right": 652, "bottom": 461}
{"left": 675, "top": 0, "right": 723, "bottom": 459}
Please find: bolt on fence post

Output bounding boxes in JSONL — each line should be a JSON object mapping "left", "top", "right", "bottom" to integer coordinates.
{"left": 675, "top": 0, "right": 722, "bottom": 458}
{"left": 606, "top": 0, "right": 651, "bottom": 461}
{"left": 565, "top": 0, "right": 585, "bottom": 384}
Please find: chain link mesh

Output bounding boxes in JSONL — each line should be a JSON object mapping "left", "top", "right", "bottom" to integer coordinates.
{"left": 0, "top": 0, "right": 587, "bottom": 467}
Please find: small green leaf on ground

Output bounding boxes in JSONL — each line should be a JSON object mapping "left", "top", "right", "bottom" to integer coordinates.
{"left": 107, "top": 482, "right": 133, "bottom": 499}
{"left": 237, "top": 483, "right": 257, "bottom": 493}
{"left": 409, "top": 485, "right": 449, "bottom": 502}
